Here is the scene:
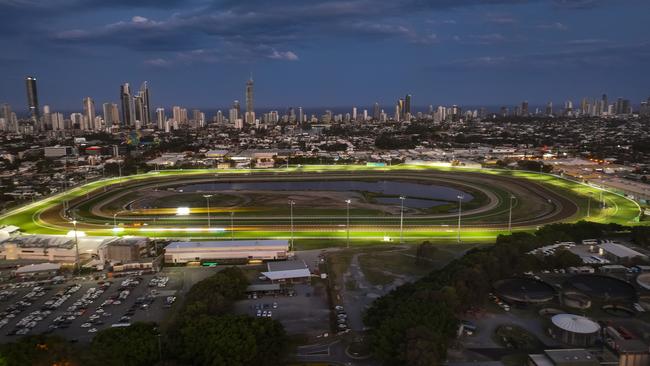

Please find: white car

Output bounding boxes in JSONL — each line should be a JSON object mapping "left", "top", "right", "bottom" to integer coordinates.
{"left": 88, "top": 328, "right": 97, "bottom": 333}
{"left": 81, "top": 323, "right": 92, "bottom": 328}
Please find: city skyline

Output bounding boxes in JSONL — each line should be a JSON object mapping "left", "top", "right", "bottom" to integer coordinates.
{"left": 2, "top": 75, "right": 649, "bottom": 117}
{"left": 1, "top": 0, "right": 649, "bottom": 109}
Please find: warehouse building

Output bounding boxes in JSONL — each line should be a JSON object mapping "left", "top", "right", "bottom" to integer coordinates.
{"left": 98, "top": 237, "right": 150, "bottom": 263}
{"left": 164, "top": 240, "right": 289, "bottom": 264}
{"left": 598, "top": 243, "right": 647, "bottom": 264}
{"left": 14, "top": 263, "right": 61, "bottom": 278}
{"left": 527, "top": 349, "right": 599, "bottom": 366}
{"left": 261, "top": 260, "right": 311, "bottom": 283}
{"left": 0, "top": 235, "right": 77, "bottom": 263}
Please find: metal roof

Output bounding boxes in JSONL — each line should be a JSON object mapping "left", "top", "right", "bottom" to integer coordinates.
{"left": 261, "top": 268, "right": 311, "bottom": 281}
{"left": 551, "top": 314, "right": 600, "bottom": 334}
{"left": 599, "top": 243, "right": 646, "bottom": 259}
{"left": 166, "top": 240, "right": 288, "bottom": 250}
{"left": 544, "top": 349, "right": 599, "bottom": 365}
{"left": 15, "top": 262, "right": 61, "bottom": 274}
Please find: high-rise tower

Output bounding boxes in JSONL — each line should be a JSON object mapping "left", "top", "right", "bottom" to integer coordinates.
{"left": 245, "top": 76, "right": 255, "bottom": 124}
{"left": 120, "top": 83, "right": 134, "bottom": 127}
{"left": 83, "top": 97, "right": 95, "bottom": 130}
{"left": 140, "top": 81, "right": 151, "bottom": 126}
{"left": 25, "top": 76, "right": 40, "bottom": 123}
{"left": 404, "top": 94, "right": 412, "bottom": 116}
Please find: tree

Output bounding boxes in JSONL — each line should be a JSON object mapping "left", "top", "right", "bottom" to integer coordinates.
{"left": 181, "top": 267, "right": 249, "bottom": 317}
{"left": 631, "top": 227, "right": 650, "bottom": 248}
{"left": 88, "top": 322, "right": 160, "bottom": 366}
{"left": 516, "top": 160, "right": 552, "bottom": 173}
{"left": 0, "top": 335, "right": 79, "bottom": 366}
{"left": 175, "top": 315, "right": 288, "bottom": 366}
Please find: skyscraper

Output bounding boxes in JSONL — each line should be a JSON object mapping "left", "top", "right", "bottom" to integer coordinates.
{"left": 545, "top": 102, "right": 553, "bottom": 116}
{"left": 215, "top": 110, "right": 224, "bottom": 124}
{"left": 83, "top": 97, "right": 95, "bottom": 131}
{"left": 120, "top": 83, "right": 134, "bottom": 127}
{"left": 297, "top": 107, "right": 304, "bottom": 124}
{"left": 140, "top": 82, "right": 151, "bottom": 126}
{"left": 134, "top": 94, "right": 143, "bottom": 125}
{"left": 245, "top": 76, "right": 255, "bottom": 124}
{"left": 397, "top": 98, "right": 405, "bottom": 121}
{"left": 521, "top": 101, "right": 529, "bottom": 116}
{"left": 373, "top": 102, "right": 380, "bottom": 121}
{"left": 103, "top": 103, "right": 119, "bottom": 127}
{"left": 70, "top": 113, "right": 83, "bottom": 129}
{"left": 156, "top": 108, "right": 165, "bottom": 130}
{"left": 51, "top": 113, "right": 65, "bottom": 131}
{"left": 404, "top": 94, "right": 412, "bottom": 117}
{"left": 233, "top": 100, "right": 241, "bottom": 119}
{"left": 25, "top": 76, "right": 40, "bottom": 124}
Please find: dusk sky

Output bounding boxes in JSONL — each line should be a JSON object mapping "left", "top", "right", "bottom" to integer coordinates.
{"left": 1, "top": 0, "right": 649, "bottom": 112}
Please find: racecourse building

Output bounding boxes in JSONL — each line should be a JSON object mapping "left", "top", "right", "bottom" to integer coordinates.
{"left": 164, "top": 240, "right": 289, "bottom": 264}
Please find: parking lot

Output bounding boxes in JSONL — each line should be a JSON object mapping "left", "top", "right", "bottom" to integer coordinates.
{"left": 0, "top": 269, "right": 193, "bottom": 343}
{"left": 234, "top": 283, "right": 331, "bottom": 337}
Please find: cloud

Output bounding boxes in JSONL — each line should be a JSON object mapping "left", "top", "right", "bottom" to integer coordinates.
{"left": 144, "top": 58, "right": 172, "bottom": 67}
{"left": 565, "top": 38, "right": 608, "bottom": 45}
{"left": 426, "top": 19, "right": 457, "bottom": 25}
{"left": 467, "top": 33, "right": 507, "bottom": 44}
{"left": 441, "top": 42, "right": 650, "bottom": 71}
{"left": 268, "top": 49, "right": 299, "bottom": 61}
{"left": 537, "top": 22, "right": 568, "bottom": 31}
{"left": 485, "top": 13, "right": 518, "bottom": 24}
{"left": 553, "top": 0, "right": 607, "bottom": 9}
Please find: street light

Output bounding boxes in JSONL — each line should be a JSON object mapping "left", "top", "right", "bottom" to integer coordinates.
{"left": 345, "top": 199, "right": 351, "bottom": 248}
{"left": 399, "top": 196, "right": 406, "bottom": 244}
{"left": 289, "top": 200, "right": 295, "bottom": 251}
{"left": 457, "top": 195, "right": 464, "bottom": 243}
{"left": 71, "top": 220, "right": 80, "bottom": 274}
{"left": 508, "top": 196, "right": 516, "bottom": 232}
{"left": 203, "top": 194, "right": 213, "bottom": 229}
{"left": 230, "top": 212, "right": 234, "bottom": 241}
{"left": 587, "top": 193, "right": 592, "bottom": 217}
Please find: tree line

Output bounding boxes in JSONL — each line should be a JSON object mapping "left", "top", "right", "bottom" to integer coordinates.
{"left": 363, "top": 221, "right": 634, "bottom": 366}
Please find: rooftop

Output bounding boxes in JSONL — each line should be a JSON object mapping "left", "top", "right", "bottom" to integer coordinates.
{"left": 544, "top": 349, "right": 599, "bottom": 366}
{"left": 599, "top": 242, "right": 646, "bottom": 259}
{"left": 15, "top": 262, "right": 61, "bottom": 274}
{"left": 0, "top": 235, "right": 74, "bottom": 249}
{"left": 166, "top": 239, "right": 289, "bottom": 250}
{"left": 551, "top": 314, "right": 600, "bottom": 334}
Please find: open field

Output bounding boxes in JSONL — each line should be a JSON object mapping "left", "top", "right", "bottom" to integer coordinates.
{"left": 0, "top": 164, "right": 643, "bottom": 242}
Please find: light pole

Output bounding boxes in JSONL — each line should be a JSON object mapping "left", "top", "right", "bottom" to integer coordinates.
{"left": 587, "top": 193, "right": 592, "bottom": 217}
{"left": 457, "top": 195, "right": 464, "bottom": 243}
{"left": 289, "top": 200, "right": 295, "bottom": 251}
{"left": 508, "top": 196, "right": 516, "bottom": 232}
{"left": 72, "top": 220, "right": 80, "bottom": 274}
{"left": 345, "top": 199, "right": 351, "bottom": 248}
{"left": 230, "top": 212, "right": 234, "bottom": 240}
{"left": 399, "top": 196, "right": 406, "bottom": 244}
{"left": 203, "top": 194, "right": 213, "bottom": 229}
